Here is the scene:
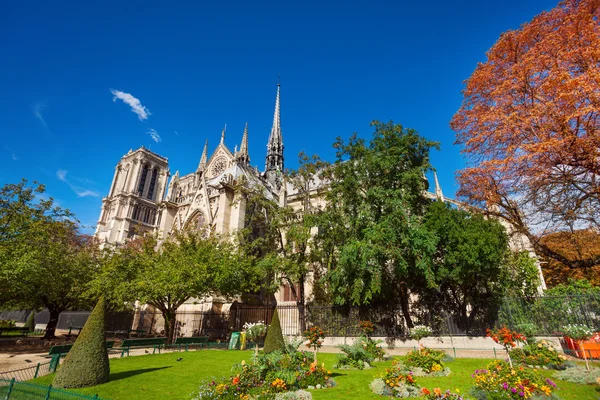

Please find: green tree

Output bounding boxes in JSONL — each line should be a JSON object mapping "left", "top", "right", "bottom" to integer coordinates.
{"left": 0, "top": 180, "right": 98, "bottom": 338}
{"left": 53, "top": 296, "right": 109, "bottom": 388}
{"left": 314, "top": 121, "right": 439, "bottom": 327}
{"left": 421, "top": 201, "right": 511, "bottom": 330}
{"left": 96, "top": 230, "right": 242, "bottom": 343}
{"left": 236, "top": 152, "right": 329, "bottom": 327}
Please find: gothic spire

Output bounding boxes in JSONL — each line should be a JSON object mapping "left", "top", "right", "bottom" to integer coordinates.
{"left": 198, "top": 139, "right": 208, "bottom": 171}
{"left": 265, "top": 83, "right": 284, "bottom": 186}
{"left": 237, "top": 122, "right": 250, "bottom": 164}
{"left": 434, "top": 170, "right": 445, "bottom": 202}
{"left": 220, "top": 124, "right": 226, "bottom": 145}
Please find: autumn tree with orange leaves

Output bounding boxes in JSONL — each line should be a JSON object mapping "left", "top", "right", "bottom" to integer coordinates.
{"left": 451, "top": 0, "right": 600, "bottom": 270}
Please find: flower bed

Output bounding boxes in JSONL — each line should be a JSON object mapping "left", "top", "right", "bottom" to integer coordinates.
{"left": 471, "top": 360, "right": 558, "bottom": 399}
{"left": 510, "top": 340, "right": 567, "bottom": 369}
{"left": 370, "top": 360, "right": 422, "bottom": 398}
{"left": 193, "top": 351, "right": 335, "bottom": 399}
{"left": 403, "top": 347, "right": 451, "bottom": 376}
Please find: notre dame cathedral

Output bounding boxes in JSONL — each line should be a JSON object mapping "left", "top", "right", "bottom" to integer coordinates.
{"left": 95, "top": 84, "right": 546, "bottom": 314}
{"left": 95, "top": 84, "right": 287, "bottom": 246}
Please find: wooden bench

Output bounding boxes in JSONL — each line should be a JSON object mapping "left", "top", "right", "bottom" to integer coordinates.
{"left": 172, "top": 336, "right": 210, "bottom": 351}
{"left": 0, "top": 327, "right": 29, "bottom": 336}
{"left": 119, "top": 338, "right": 166, "bottom": 357}
{"left": 67, "top": 326, "right": 83, "bottom": 336}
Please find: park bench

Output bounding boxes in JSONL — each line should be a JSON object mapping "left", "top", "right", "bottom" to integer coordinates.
{"left": 119, "top": 337, "right": 166, "bottom": 357}
{"left": 171, "top": 336, "right": 210, "bottom": 351}
{"left": 47, "top": 341, "right": 116, "bottom": 357}
{"left": 67, "top": 326, "right": 83, "bottom": 336}
{"left": 106, "top": 329, "right": 147, "bottom": 338}
{"left": 0, "top": 327, "right": 29, "bottom": 336}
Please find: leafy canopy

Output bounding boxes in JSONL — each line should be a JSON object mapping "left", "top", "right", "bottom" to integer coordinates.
{"left": 451, "top": 0, "right": 600, "bottom": 269}
{"left": 316, "top": 121, "right": 439, "bottom": 306}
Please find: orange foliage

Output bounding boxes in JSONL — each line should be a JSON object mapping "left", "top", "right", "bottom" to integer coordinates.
{"left": 451, "top": 0, "right": 600, "bottom": 269}
{"left": 540, "top": 230, "right": 600, "bottom": 286}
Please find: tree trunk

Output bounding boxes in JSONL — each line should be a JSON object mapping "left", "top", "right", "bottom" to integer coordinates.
{"left": 162, "top": 310, "right": 177, "bottom": 344}
{"left": 298, "top": 279, "right": 306, "bottom": 333}
{"left": 44, "top": 308, "right": 61, "bottom": 339}
{"left": 399, "top": 284, "right": 413, "bottom": 329}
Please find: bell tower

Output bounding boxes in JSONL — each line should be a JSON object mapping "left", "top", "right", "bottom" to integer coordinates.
{"left": 95, "top": 147, "right": 169, "bottom": 245}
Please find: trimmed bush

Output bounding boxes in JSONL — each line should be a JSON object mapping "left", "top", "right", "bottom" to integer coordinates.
{"left": 264, "top": 308, "right": 286, "bottom": 353}
{"left": 53, "top": 297, "right": 110, "bottom": 388}
{"left": 25, "top": 311, "right": 35, "bottom": 332}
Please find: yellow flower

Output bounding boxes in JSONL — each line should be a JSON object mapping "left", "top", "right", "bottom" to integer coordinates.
{"left": 455, "top": 388, "right": 460, "bottom": 393}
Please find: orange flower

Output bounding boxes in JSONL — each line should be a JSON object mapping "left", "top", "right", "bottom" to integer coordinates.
{"left": 434, "top": 387, "right": 442, "bottom": 396}
{"left": 422, "top": 388, "right": 431, "bottom": 395}
{"left": 232, "top": 375, "right": 240, "bottom": 385}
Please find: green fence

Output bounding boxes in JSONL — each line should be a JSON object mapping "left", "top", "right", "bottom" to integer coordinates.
{"left": 0, "top": 357, "right": 60, "bottom": 383}
{"left": 498, "top": 295, "right": 600, "bottom": 335}
{"left": 0, "top": 379, "right": 105, "bottom": 399}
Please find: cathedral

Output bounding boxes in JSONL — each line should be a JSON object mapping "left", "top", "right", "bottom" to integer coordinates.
{"left": 95, "top": 84, "right": 286, "bottom": 245}
{"left": 95, "top": 84, "right": 547, "bottom": 314}
{"left": 95, "top": 84, "right": 321, "bottom": 307}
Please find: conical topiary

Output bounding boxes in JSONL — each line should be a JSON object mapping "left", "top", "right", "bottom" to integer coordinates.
{"left": 53, "top": 297, "right": 110, "bottom": 388}
{"left": 25, "top": 311, "right": 35, "bottom": 332}
{"left": 263, "top": 308, "right": 285, "bottom": 353}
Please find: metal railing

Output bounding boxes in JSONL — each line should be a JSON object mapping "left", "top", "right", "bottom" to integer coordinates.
{"left": 0, "top": 378, "right": 106, "bottom": 399}
{"left": 0, "top": 357, "right": 60, "bottom": 382}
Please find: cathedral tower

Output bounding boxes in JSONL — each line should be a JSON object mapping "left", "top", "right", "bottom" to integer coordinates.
{"left": 95, "top": 147, "right": 169, "bottom": 245}
{"left": 265, "top": 83, "right": 284, "bottom": 187}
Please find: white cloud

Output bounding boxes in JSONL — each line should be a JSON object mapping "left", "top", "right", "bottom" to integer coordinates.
{"left": 33, "top": 101, "right": 52, "bottom": 134}
{"left": 4, "top": 146, "right": 19, "bottom": 161}
{"left": 56, "top": 169, "right": 100, "bottom": 198}
{"left": 110, "top": 89, "right": 151, "bottom": 120}
{"left": 56, "top": 169, "right": 68, "bottom": 181}
{"left": 147, "top": 128, "right": 161, "bottom": 143}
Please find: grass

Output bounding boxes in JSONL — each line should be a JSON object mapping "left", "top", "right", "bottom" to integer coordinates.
{"left": 31, "top": 350, "right": 600, "bottom": 400}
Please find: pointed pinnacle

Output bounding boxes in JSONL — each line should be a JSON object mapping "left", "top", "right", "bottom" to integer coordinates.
{"left": 267, "top": 84, "right": 281, "bottom": 148}
{"left": 434, "top": 170, "right": 445, "bottom": 202}
{"left": 198, "top": 139, "right": 208, "bottom": 170}
{"left": 220, "top": 124, "right": 226, "bottom": 145}
{"left": 239, "top": 122, "right": 249, "bottom": 161}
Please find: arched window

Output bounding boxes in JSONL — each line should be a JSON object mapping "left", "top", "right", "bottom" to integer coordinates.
{"left": 137, "top": 164, "right": 149, "bottom": 195}
{"left": 147, "top": 168, "right": 158, "bottom": 200}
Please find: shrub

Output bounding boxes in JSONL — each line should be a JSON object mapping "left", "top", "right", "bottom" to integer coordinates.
{"left": 472, "top": 360, "right": 558, "bottom": 399}
{"left": 0, "top": 320, "right": 15, "bottom": 328}
{"left": 515, "top": 323, "right": 538, "bottom": 342}
{"left": 25, "top": 311, "right": 35, "bottom": 332}
{"left": 404, "top": 347, "right": 448, "bottom": 374}
{"left": 510, "top": 340, "right": 567, "bottom": 369}
{"left": 264, "top": 309, "right": 286, "bottom": 354}
{"left": 274, "top": 390, "right": 312, "bottom": 400}
{"left": 302, "top": 325, "right": 325, "bottom": 361}
{"left": 370, "top": 360, "right": 422, "bottom": 398}
{"left": 358, "top": 320, "right": 375, "bottom": 337}
{"left": 561, "top": 324, "right": 593, "bottom": 341}
{"left": 335, "top": 335, "right": 386, "bottom": 369}
{"left": 53, "top": 297, "right": 110, "bottom": 388}
{"left": 554, "top": 365, "right": 600, "bottom": 385}
{"left": 421, "top": 388, "right": 466, "bottom": 399}
{"left": 284, "top": 336, "right": 305, "bottom": 355}
{"left": 410, "top": 325, "right": 432, "bottom": 342}
{"left": 193, "top": 350, "right": 335, "bottom": 399}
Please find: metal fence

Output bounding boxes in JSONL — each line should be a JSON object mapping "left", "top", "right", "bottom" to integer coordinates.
{"left": 0, "top": 378, "right": 105, "bottom": 399}
{"left": 2, "top": 295, "right": 599, "bottom": 340}
{"left": 498, "top": 295, "right": 600, "bottom": 334}
{"left": 0, "top": 358, "right": 60, "bottom": 382}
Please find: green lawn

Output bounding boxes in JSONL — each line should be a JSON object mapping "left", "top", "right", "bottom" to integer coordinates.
{"left": 32, "top": 350, "right": 600, "bottom": 400}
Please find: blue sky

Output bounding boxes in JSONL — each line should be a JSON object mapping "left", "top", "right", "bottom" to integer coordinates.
{"left": 0, "top": 0, "right": 558, "bottom": 232}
